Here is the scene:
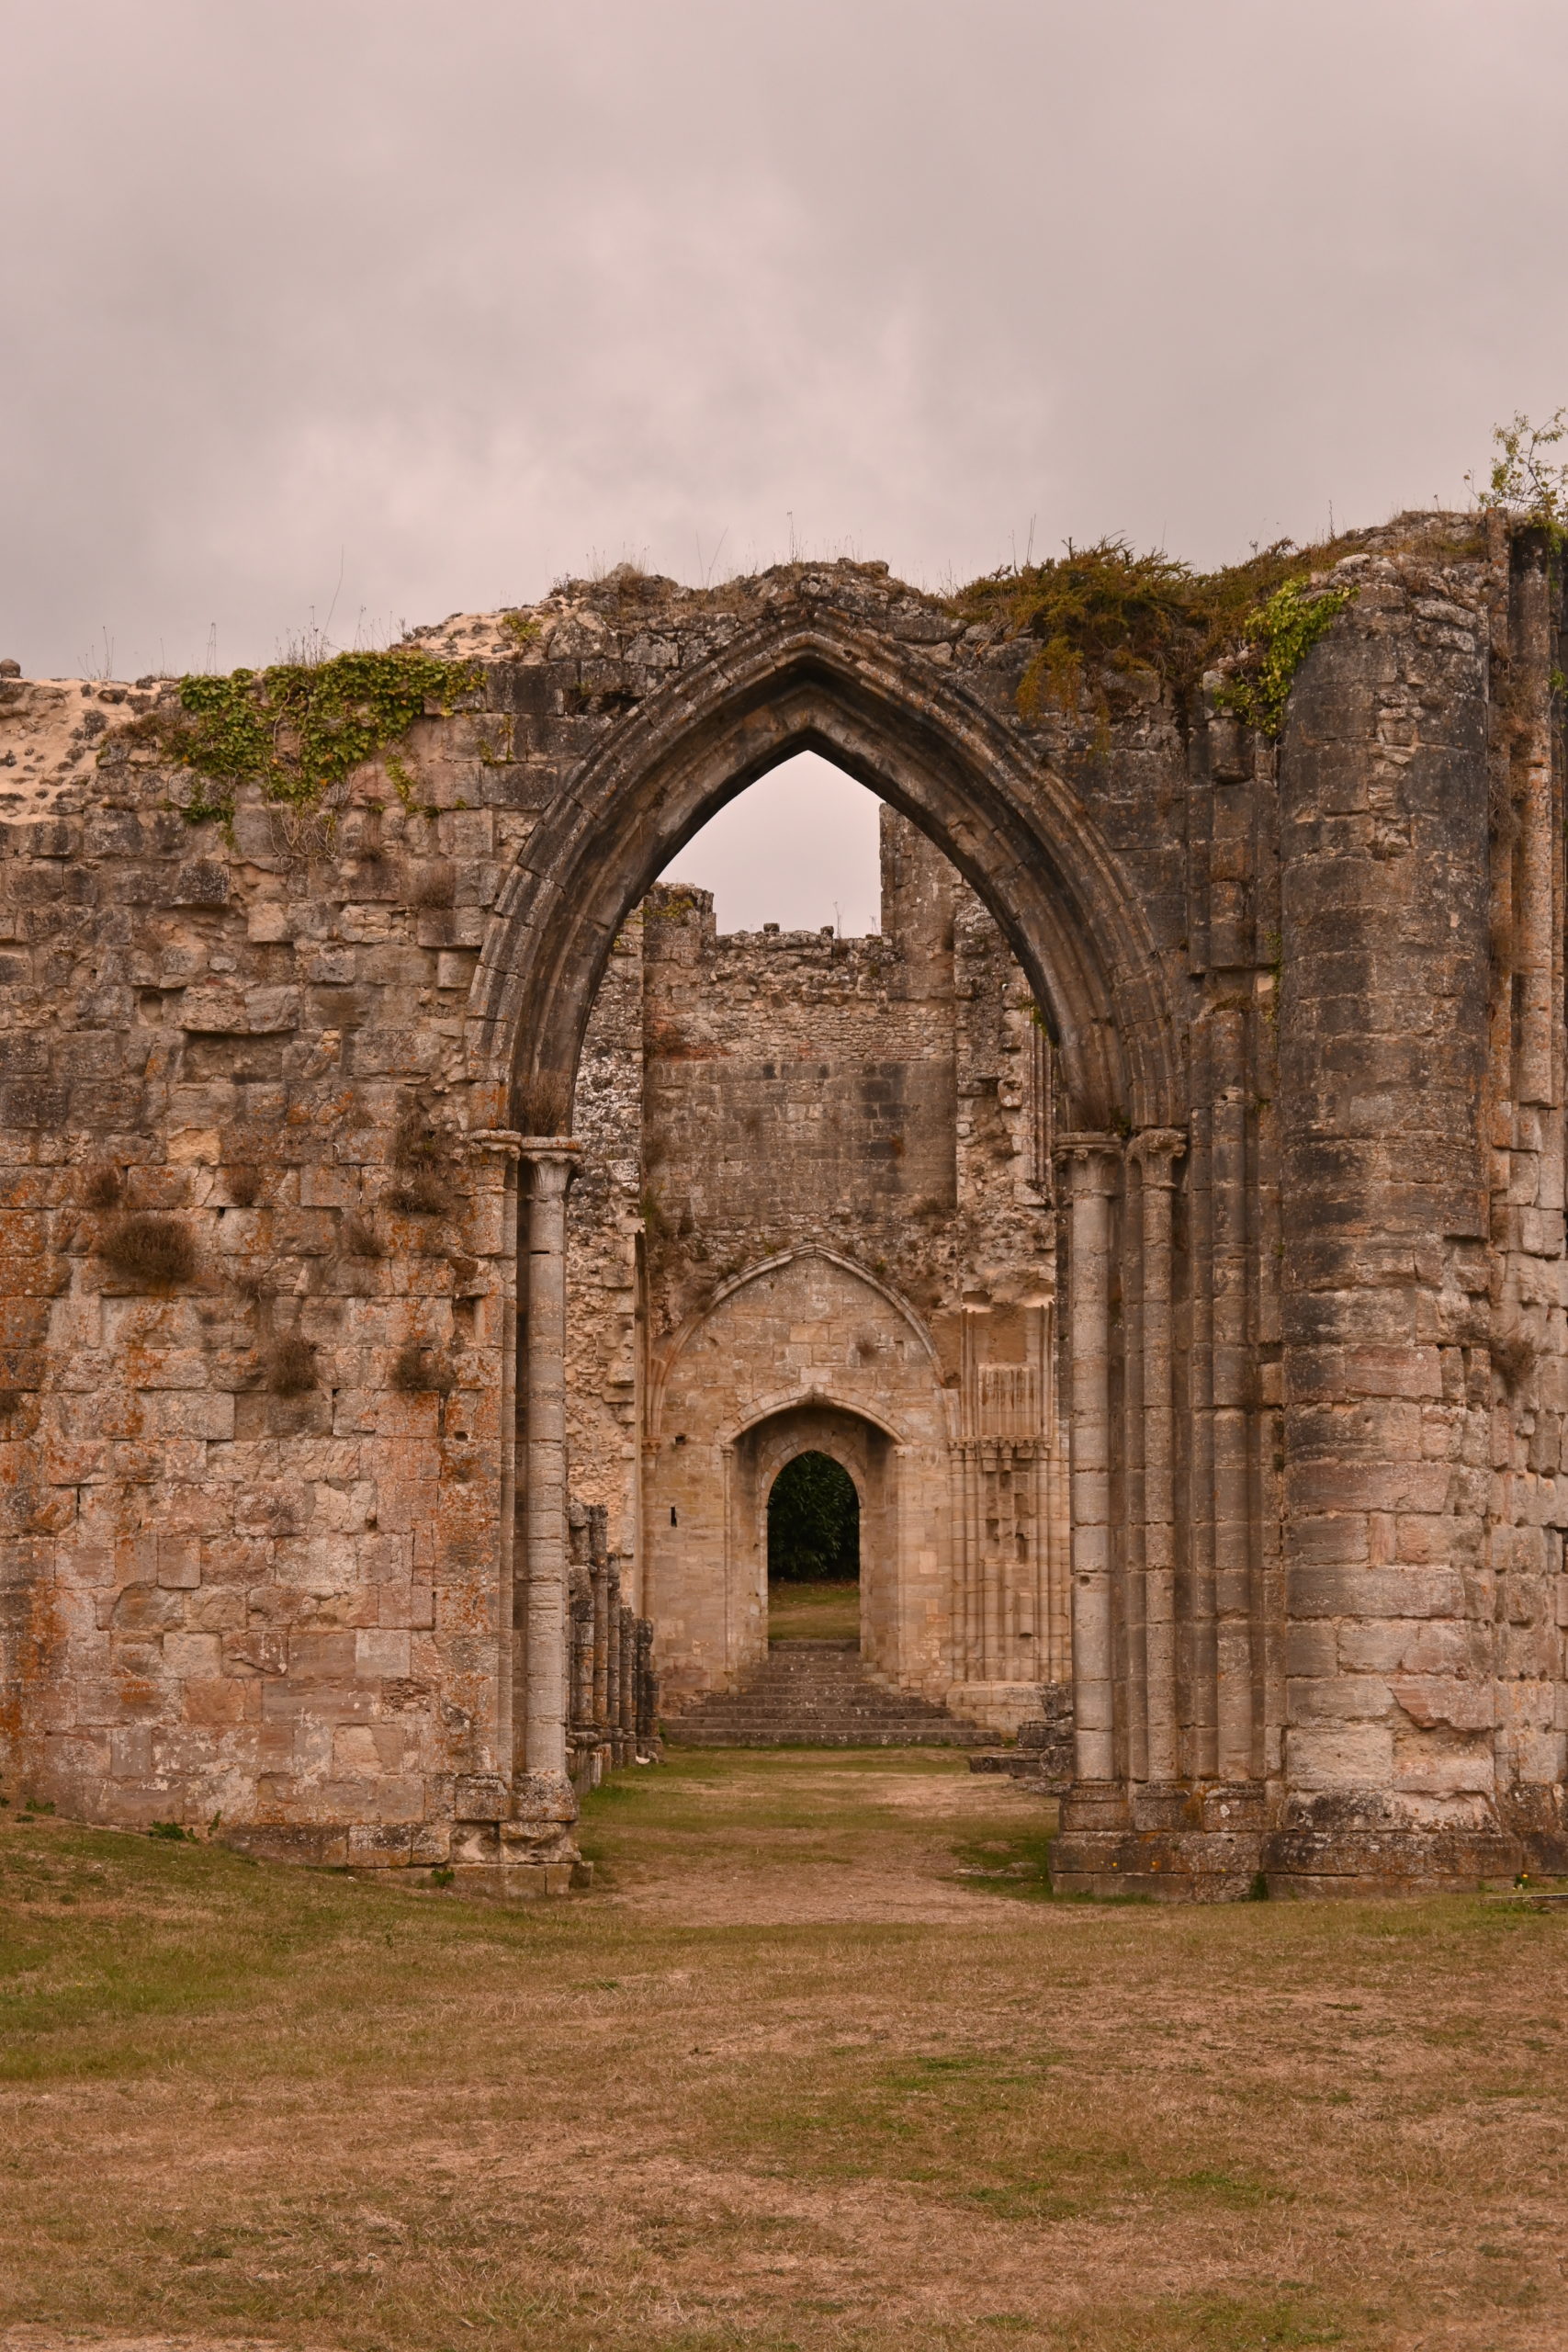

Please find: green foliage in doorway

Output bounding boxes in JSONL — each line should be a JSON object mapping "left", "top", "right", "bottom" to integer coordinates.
{"left": 768, "top": 1451, "right": 860, "bottom": 1583}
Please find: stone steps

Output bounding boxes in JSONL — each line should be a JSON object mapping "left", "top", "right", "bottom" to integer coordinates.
{"left": 664, "top": 1638, "right": 991, "bottom": 1748}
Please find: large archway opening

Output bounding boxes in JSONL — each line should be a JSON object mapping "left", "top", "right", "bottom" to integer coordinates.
{"left": 767, "top": 1449, "right": 862, "bottom": 1647}
{"left": 477, "top": 599, "right": 1184, "bottom": 1792}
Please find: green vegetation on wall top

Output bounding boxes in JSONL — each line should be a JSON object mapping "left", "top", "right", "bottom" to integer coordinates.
{"left": 951, "top": 534, "right": 1364, "bottom": 739}
{"left": 1470, "top": 408, "right": 1568, "bottom": 543}
{"left": 1210, "top": 575, "right": 1355, "bottom": 740}
{"left": 143, "top": 648, "right": 480, "bottom": 823}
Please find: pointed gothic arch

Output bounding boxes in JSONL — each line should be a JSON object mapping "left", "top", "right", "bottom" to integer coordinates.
{"left": 468, "top": 604, "right": 1179, "bottom": 1134}
{"left": 649, "top": 1245, "right": 947, "bottom": 1444}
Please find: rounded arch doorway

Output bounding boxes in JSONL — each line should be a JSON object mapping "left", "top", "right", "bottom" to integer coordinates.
{"left": 767, "top": 1449, "right": 862, "bottom": 1647}
{"left": 734, "top": 1402, "right": 899, "bottom": 1679}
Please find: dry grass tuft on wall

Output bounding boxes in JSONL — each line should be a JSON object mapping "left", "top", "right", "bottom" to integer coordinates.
{"left": 80, "top": 1162, "right": 123, "bottom": 1210}
{"left": 97, "top": 1215, "right": 197, "bottom": 1289}
{"left": 517, "top": 1070, "right": 573, "bottom": 1135}
{"left": 264, "top": 1335, "right": 317, "bottom": 1396}
{"left": 386, "top": 1103, "right": 457, "bottom": 1216}
{"left": 1493, "top": 1331, "right": 1540, "bottom": 1395}
{"left": 391, "top": 1339, "right": 455, "bottom": 1396}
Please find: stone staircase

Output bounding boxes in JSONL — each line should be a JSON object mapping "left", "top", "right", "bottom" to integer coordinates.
{"left": 664, "top": 1639, "right": 990, "bottom": 1748}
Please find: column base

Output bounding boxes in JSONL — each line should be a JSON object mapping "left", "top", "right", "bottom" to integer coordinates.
{"left": 452, "top": 1769, "right": 586, "bottom": 1897}
{"left": 1051, "top": 1782, "right": 1267, "bottom": 1901}
{"left": 1262, "top": 1797, "right": 1524, "bottom": 1898}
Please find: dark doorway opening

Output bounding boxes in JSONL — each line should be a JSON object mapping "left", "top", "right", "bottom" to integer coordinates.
{"left": 767, "top": 1451, "right": 861, "bottom": 1646}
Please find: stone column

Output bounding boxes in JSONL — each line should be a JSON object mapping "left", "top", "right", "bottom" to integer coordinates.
{"left": 511, "top": 1139, "right": 583, "bottom": 1883}
{"left": 1129, "top": 1128, "right": 1186, "bottom": 1785}
{"left": 464, "top": 1126, "right": 524, "bottom": 1790}
{"left": 1058, "top": 1136, "right": 1122, "bottom": 1785}
{"left": 1210, "top": 1016, "right": 1255, "bottom": 1784}
{"left": 1513, "top": 531, "right": 1557, "bottom": 1116}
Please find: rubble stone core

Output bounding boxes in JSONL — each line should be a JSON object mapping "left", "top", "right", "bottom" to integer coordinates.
{"left": 0, "top": 517, "right": 1564, "bottom": 1897}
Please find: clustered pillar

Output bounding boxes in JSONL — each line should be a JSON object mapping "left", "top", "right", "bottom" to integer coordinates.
{"left": 453, "top": 1137, "right": 586, "bottom": 1894}
{"left": 1050, "top": 1122, "right": 1274, "bottom": 1893}
{"left": 568, "top": 1501, "right": 660, "bottom": 1781}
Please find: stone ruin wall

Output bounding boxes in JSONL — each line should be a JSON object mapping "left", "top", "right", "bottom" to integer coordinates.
{"left": 0, "top": 512, "right": 1562, "bottom": 1893}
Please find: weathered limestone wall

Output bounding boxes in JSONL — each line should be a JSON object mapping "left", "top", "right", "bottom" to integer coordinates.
{"left": 0, "top": 518, "right": 1562, "bottom": 1894}
{"left": 0, "top": 701, "right": 522, "bottom": 1866}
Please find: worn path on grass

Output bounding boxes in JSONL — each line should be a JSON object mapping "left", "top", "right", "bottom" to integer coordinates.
{"left": 599, "top": 1746, "right": 1056, "bottom": 1924}
{"left": 2, "top": 1748, "right": 1566, "bottom": 2352}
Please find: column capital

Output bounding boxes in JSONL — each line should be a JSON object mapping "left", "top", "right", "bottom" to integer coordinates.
{"left": 1055, "top": 1131, "right": 1122, "bottom": 1190}
{"left": 466, "top": 1127, "right": 525, "bottom": 1159}
{"left": 517, "top": 1137, "right": 580, "bottom": 1199}
{"left": 1127, "top": 1126, "right": 1188, "bottom": 1181}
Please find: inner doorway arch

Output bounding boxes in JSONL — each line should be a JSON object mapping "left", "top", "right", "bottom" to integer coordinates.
{"left": 642, "top": 1249, "right": 949, "bottom": 1707}
{"left": 750, "top": 1412, "right": 883, "bottom": 1656}
{"left": 768, "top": 1450, "right": 861, "bottom": 1591}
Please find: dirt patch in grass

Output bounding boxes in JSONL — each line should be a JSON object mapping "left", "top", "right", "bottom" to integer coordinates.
{"left": 0, "top": 1753, "right": 1564, "bottom": 2352}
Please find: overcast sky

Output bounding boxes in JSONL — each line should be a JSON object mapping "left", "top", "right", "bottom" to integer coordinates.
{"left": 6, "top": 0, "right": 1568, "bottom": 929}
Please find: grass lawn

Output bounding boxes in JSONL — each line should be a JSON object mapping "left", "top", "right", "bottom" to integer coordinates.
{"left": 768, "top": 1577, "right": 861, "bottom": 1642}
{"left": 0, "top": 1749, "right": 1564, "bottom": 2352}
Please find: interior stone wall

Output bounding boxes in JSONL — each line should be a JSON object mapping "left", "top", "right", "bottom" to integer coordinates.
{"left": 564, "top": 811, "right": 1065, "bottom": 1727}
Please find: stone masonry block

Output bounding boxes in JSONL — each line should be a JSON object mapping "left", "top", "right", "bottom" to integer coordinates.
{"left": 1287, "top": 1566, "right": 1466, "bottom": 1620}
{"left": 1284, "top": 1723, "right": 1397, "bottom": 1791}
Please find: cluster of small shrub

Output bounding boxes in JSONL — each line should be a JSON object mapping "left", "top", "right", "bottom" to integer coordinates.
{"left": 264, "top": 1335, "right": 317, "bottom": 1396}
{"left": 949, "top": 532, "right": 1372, "bottom": 735}
{"left": 98, "top": 1212, "right": 198, "bottom": 1289}
{"left": 516, "top": 1070, "right": 573, "bottom": 1135}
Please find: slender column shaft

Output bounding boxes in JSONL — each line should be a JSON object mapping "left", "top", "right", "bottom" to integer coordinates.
{"left": 1131, "top": 1129, "right": 1186, "bottom": 1783}
{"left": 1059, "top": 1136, "right": 1121, "bottom": 1782}
{"left": 521, "top": 1145, "right": 577, "bottom": 1780}
{"left": 1210, "top": 1016, "right": 1254, "bottom": 1782}
{"left": 467, "top": 1129, "right": 524, "bottom": 1783}
{"left": 1122, "top": 1170, "right": 1148, "bottom": 1783}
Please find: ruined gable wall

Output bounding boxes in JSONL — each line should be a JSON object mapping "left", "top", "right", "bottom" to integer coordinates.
{"left": 1, "top": 526, "right": 1562, "bottom": 1886}
{"left": 6, "top": 560, "right": 1112, "bottom": 1842}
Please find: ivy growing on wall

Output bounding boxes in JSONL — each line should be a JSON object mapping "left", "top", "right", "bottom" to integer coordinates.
{"left": 1210, "top": 576, "right": 1356, "bottom": 740}
{"left": 138, "top": 649, "right": 479, "bottom": 823}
